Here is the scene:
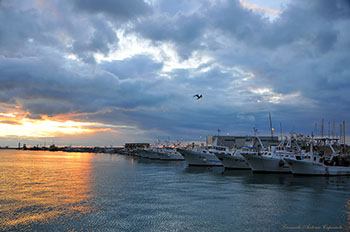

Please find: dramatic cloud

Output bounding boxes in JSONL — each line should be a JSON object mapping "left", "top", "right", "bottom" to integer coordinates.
{"left": 0, "top": 0, "right": 349, "bottom": 146}
{"left": 72, "top": 0, "right": 152, "bottom": 20}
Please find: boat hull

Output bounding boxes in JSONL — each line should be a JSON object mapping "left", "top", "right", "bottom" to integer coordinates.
{"left": 241, "top": 153, "right": 291, "bottom": 173}
{"left": 137, "top": 149, "right": 160, "bottom": 160}
{"left": 154, "top": 150, "right": 185, "bottom": 161}
{"left": 214, "top": 153, "right": 250, "bottom": 169}
{"left": 177, "top": 148, "right": 223, "bottom": 166}
{"left": 284, "top": 158, "right": 350, "bottom": 176}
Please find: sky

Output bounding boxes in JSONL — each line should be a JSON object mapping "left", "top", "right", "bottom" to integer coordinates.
{"left": 0, "top": 0, "right": 349, "bottom": 147}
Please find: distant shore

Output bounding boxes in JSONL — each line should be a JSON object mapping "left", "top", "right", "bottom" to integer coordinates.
{"left": 0, "top": 145, "right": 122, "bottom": 154}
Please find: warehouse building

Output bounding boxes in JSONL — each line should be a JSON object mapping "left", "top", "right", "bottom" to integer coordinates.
{"left": 206, "top": 136, "right": 279, "bottom": 149}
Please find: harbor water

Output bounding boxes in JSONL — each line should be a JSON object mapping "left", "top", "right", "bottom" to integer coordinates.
{"left": 0, "top": 150, "right": 349, "bottom": 231}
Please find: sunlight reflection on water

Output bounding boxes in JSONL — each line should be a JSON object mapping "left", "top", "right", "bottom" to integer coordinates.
{"left": 0, "top": 150, "right": 95, "bottom": 230}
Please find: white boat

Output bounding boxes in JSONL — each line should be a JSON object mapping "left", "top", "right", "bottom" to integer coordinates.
{"left": 137, "top": 148, "right": 160, "bottom": 160}
{"left": 284, "top": 140, "right": 350, "bottom": 176}
{"left": 136, "top": 148, "right": 149, "bottom": 158}
{"left": 214, "top": 150, "right": 250, "bottom": 169}
{"left": 240, "top": 136, "right": 298, "bottom": 173}
{"left": 176, "top": 145, "right": 224, "bottom": 166}
{"left": 242, "top": 150, "right": 294, "bottom": 173}
{"left": 153, "top": 147, "right": 184, "bottom": 161}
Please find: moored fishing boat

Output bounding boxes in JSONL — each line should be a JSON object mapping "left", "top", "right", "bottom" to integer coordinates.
{"left": 242, "top": 150, "right": 294, "bottom": 173}
{"left": 240, "top": 136, "right": 299, "bottom": 173}
{"left": 284, "top": 139, "right": 350, "bottom": 176}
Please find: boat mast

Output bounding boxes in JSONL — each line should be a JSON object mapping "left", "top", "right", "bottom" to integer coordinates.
{"left": 216, "top": 129, "right": 221, "bottom": 146}
{"left": 343, "top": 121, "right": 346, "bottom": 151}
{"left": 269, "top": 112, "right": 273, "bottom": 140}
{"left": 280, "top": 122, "right": 283, "bottom": 141}
{"left": 315, "top": 122, "right": 318, "bottom": 138}
{"left": 328, "top": 121, "right": 330, "bottom": 138}
{"left": 340, "top": 123, "right": 343, "bottom": 143}
{"left": 310, "top": 132, "right": 314, "bottom": 160}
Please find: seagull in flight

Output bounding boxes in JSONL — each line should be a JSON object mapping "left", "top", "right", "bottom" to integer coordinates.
{"left": 193, "top": 94, "right": 202, "bottom": 100}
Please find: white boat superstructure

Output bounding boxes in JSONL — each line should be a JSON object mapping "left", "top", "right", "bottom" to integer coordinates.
{"left": 284, "top": 139, "right": 350, "bottom": 176}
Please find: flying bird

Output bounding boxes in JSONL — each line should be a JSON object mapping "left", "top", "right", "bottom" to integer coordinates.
{"left": 193, "top": 94, "right": 202, "bottom": 100}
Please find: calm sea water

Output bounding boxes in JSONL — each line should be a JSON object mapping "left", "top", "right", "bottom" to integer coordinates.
{"left": 0, "top": 150, "right": 349, "bottom": 232}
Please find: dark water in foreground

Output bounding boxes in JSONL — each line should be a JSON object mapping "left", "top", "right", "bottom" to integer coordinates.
{"left": 0, "top": 150, "right": 349, "bottom": 232}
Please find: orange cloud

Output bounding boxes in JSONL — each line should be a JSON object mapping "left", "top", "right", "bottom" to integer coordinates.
{"left": 0, "top": 109, "right": 117, "bottom": 138}
{"left": 0, "top": 120, "right": 23, "bottom": 125}
{"left": 239, "top": 0, "right": 282, "bottom": 15}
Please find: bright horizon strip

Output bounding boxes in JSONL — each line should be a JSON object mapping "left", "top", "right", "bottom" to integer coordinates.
{"left": 0, "top": 113, "right": 16, "bottom": 118}
{"left": 0, "top": 118, "right": 113, "bottom": 138}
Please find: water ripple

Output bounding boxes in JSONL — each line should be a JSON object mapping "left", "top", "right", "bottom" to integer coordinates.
{"left": 0, "top": 150, "right": 349, "bottom": 231}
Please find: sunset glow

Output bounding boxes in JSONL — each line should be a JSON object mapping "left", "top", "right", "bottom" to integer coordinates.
{"left": 0, "top": 116, "right": 112, "bottom": 138}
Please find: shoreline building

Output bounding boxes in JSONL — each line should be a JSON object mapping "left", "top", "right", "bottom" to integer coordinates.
{"left": 124, "top": 143, "right": 150, "bottom": 149}
{"left": 206, "top": 136, "right": 279, "bottom": 149}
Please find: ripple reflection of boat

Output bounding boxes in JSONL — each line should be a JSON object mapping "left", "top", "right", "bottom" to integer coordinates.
{"left": 240, "top": 172, "right": 350, "bottom": 192}
{"left": 184, "top": 165, "right": 225, "bottom": 174}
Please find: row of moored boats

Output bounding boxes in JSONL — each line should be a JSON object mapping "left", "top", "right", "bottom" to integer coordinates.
{"left": 127, "top": 136, "right": 350, "bottom": 176}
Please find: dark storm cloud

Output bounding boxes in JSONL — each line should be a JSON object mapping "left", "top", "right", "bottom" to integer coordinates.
{"left": 0, "top": 0, "right": 349, "bottom": 142}
{"left": 0, "top": 0, "right": 120, "bottom": 63}
{"left": 0, "top": 4, "right": 50, "bottom": 56}
{"left": 308, "top": 0, "right": 350, "bottom": 19}
{"left": 133, "top": 11, "right": 206, "bottom": 58}
{"left": 72, "top": 0, "right": 152, "bottom": 20}
{"left": 101, "top": 55, "right": 163, "bottom": 79}
{"left": 203, "top": 0, "right": 349, "bottom": 52}
{"left": 71, "top": 17, "right": 119, "bottom": 64}
{"left": 0, "top": 55, "right": 167, "bottom": 117}
{"left": 134, "top": 0, "right": 348, "bottom": 53}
